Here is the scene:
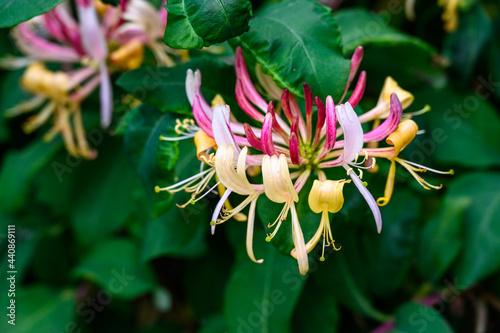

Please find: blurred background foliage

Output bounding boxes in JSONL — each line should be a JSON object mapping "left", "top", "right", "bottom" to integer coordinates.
{"left": 1, "top": 0, "right": 500, "bottom": 332}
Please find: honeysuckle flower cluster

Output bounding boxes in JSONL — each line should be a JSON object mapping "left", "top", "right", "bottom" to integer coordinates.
{"left": 2, "top": 0, "right": 172, "bottom": 159}
{"left": 157, "top": 47, "right": 453, "bottom": 274}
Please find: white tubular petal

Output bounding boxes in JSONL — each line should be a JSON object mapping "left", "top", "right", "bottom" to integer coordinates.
{"left": 211, "top": 189, "right": 231, "bottom": 235}
{"left": 215, "top": 145, "right": 254, "bottom": 195}
{"left": 279, "top": 154, "right": 298, "bottom": 202}
{"left": 348, "top": 169, "right": 382, "bottom": 233}
{"left": 76, "top": 2, "right": 107, "bottom": 61}
{"left": 98, "top": 60, "right": 113, "bottom": 128}
{"left": 236, "top": 147, "right": 256, "bottom": 193}
{"left": 212, "top": 105, "right": 239, "bottom": 155}
{"left": 185, "top": 69, "right": 195, "bottom": 105}
{"left": 291, "top": 203, "right": 309, "bottom": 275}
{"left": 262, "top": 155, "right": 298, "bottom": 204}
{"left": 337, "top": 102, "right": 364, "bottom": 163}
{"left": 246, "top": 198, "right": 264, "bottom": 263}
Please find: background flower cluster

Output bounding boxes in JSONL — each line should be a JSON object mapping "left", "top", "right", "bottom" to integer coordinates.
{"left": 0, "top": 0, "right": 500, "bottom": 332}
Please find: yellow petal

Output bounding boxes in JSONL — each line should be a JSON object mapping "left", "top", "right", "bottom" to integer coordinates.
{"left": 194, "top": 130, "right": 216, "bottom": 160}
{"left": 308, "top": 180, "right": 346, "bottom": 214}
{"left": 386, "top": 119, "right": 419, "bottom": 157}
{"left": 378, "top": 77, "right": 414, "bottom": 110}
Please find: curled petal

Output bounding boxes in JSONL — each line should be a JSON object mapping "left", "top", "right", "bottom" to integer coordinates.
{"left": 337, "top": 102, "right": 364, "bottom": 163}
{"left": 290, "top": 132, "right": 300, "bottom": 165}
{"left": 211, "top": 189, "right": 232, "bottom": 234}
{"left": 236, "top": 79, "right": 265, "bottom": 122}
{"left": 98, "top": 61, "right": 113, "bottom": 128}
{"left": 261, "top": 113, "right": 277, "bottom": 156}
{"left": 246, "top": 198, "right": 264, "bottom": 263}
{"left": 348, "top": 47, "right": 364, "bottom": 89}
{"left": 348, "top": 169, "right": 382, "bottom": 233}
{"left": 325, "top": 96, "right": 337, "bottom": 151}
{"left": 193, "top": 96, "right": 213, "bottom": 136}
{"left": 14, "top": 23, "right": 81, "bottom": 62}
{"left": 280, "top": 89, "right": 295, "bottom": 124}
{"left": 315, "top": 97, "right": 326, "bottom": 132}
{"left": 76, "top": 0, "right": 107, "bottom": 61}
{"left": 291, "top": 203, "right": 309, "bottom": 275}
{"left": 347, "top": 71, "right": 366, "bottom": 108}
{"left": 185, "top": 69, "right": 213, "bottom": 119}
{"left": 212, "top": 105, "right": 239, "bottom": 152}
{"left": 363, "top": 93, "right": 403, "bottom": 143}
{"left": 235, "top": 47, "right": 268, "bottom": 112}
{"left": 268, "top": 101, "right": 289, "bottom": 143}
{"left": 304, "top": 83, "right": 313, "bottom": 140}
{"left": 244, "top": 123, "right": 263, "bottom": 151}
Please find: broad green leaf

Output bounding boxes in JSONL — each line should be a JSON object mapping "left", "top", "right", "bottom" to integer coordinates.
{"left": 73, "top": 238, "right": 157, "bottom": 299}
{"left": 224, "top": 223, "right": 306, "bottom": 333}
{"left": 393, "top": 303, "right": 454, "bottom": 333}
{"left": 141, "top": 204, "right": 208, "bottom": 261}
{"left": 124, "top": 104, "right": 179, "bottom": 217}
{"left": 139, "top": 137, "right": 209, "bottom": 260}
{"left": 414, "top": 86, "right": 500, "bottom": 167}
{"left": 230, "top": 0, "right": 350, "bottom": 101}
{"left": 314, "top": 250, "right": 389, "bottom": 321}
{"left": 0, "top": 138, "right": 62, "bottom": 212}
{"left": 164, "top": 0, "right": 252, "bottom": 49}
{"left": 0, "top": 286, "right": 74, "bottom": 333}
{"left": 0, "top": 0, "right": 65, "bottom": 28}
{"left": 450, "top": 173, "right": 500, "bottom": 289}
{"left": 313, "top": 182, "right": 390, "bottom": 321}
{"left": 365, "top": 190, "right": 421, "bottom": 297}
{"left": 292, "top": 279, "right": 340, "bottom": 333}
{"left": 69, "top": 138, "right": 140, "bottom": 245}
{"left": 443, "top": 3, "right": 492, "bottom": 81}
{"left": 0, "top": 221, "right": 38, "bottom": 283}
{"left": 199, "top": 314, "right": 227, "bottom": 333}
{"left": 334, "top": 8, "right": 444, "bottom": 88}
{"left": 184, "top": 250, "right": 233, "bottom": 318}
{"left": 117, "top": 57, "right": 238, "bottom": 116}
{"left": 31, "top": 232, "right": 76, "bottom": 285}
{"left": 417, "top": 197, "right": 471, "bottom": 283}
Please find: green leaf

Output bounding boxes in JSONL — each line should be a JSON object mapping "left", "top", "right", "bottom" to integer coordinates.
{"left": 141, "top": 204, "right": 208, "bottom": 261}
{"left": 224, "top": 224, "right": 306, "bottom": 333}
{"left": 365, "top": 190, "right": 421, "bottom": 297}
{"left": 443, "top": 3, "right": 492, "bottom": 81}
{"left": 199, "top": 314, "right": 227, "bottom": 333}
{"left": 69, "top": 138, "right": 140, "bottom": 245}
{"left": 334, "top": 8, "right": 443, "bottom": 87}
{"left": 0, "top": 286, "right": 74, "bottom": 333}
{"left": 417, "top": 197, "right": 471, "bottom": 283}
{"left": 164, "top": 0, "right": 252, "bottom": 49}
{"left": 230, "top": 0, "right": 350, "bottom": 101}
{"left": 0, "top": 138, "right": 62, "bottom": 212}
{"left": 393, "top": 303, "right": 454, "bottom": 333}
{"left": 73, "top": 238, "right": 157, "bottom": 299}
{"left": 0, "top": 0, "right": 65, "bottom": 28}
{"left": 414, "top": 86, "right": 500, "bottom": 167}
{"left": 292, "top": 279, "right": 340, "bottom": 333}
{"left": 117, "top": 57, "right": 238, "bottom": 116}
{"left": 313, "top": 183, "right": 390, "bottom": 321}
{"left": 450, "top": 173, "right": 500, "bottom": 289}
{"left": 124, "top": 104, "right": 179, "bottom": 217}
{"left": 314, "top": 251, "right": 389, "bottom": 321}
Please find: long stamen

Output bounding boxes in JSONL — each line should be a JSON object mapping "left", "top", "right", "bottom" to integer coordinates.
{"left": 396, "top": 158, "right": 444, "bottom": 190}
